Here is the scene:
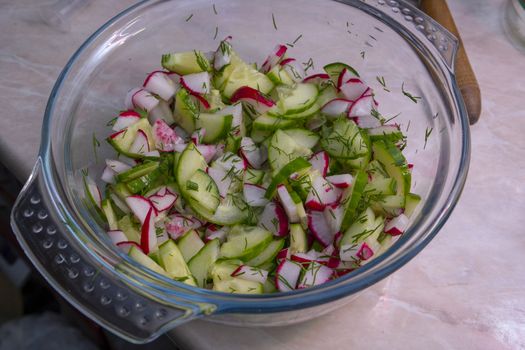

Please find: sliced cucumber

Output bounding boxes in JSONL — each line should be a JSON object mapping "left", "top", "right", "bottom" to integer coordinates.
{"left": 289, "top": 223, "right": 307, "bottom": 254}
{"left": 372, "top": 140, "right": 411, "bottom": 196}
{"left": 107, "top": 118, "right": 155, "bottom": 158}
{"left": 316, "top": 84, "right": 339, "bottom": 107}
{"left": 364, "top": 177, "right": 396, "bottom": 196}
{"left": 246, "top": 239, "right": 285, "bottom": 267}
{"left": 195, "top": 112, "right": 233, "bottom": 143}
{"left": 188, "top": 238, "right": 220, "bottom": 287}
{"left": 129, "top": 245, "right": 169, "bottom": 277}
{"left": 161, "top": 50, "right": 211, "bottom": 74}
{"left": 405, "top": 193, "right": 421, "bottom": 218}
{"left": 101, "top": 199, "right": 118, "bottom": 230}
{"left": 185, "top": 169, "right": 220, "bottom": 217}
{"left": 176, "top": 143, "right": 207, "bottom": 190}
{"left": 211, "top": 259, "right": 243, "bottom": 283}
{"left": 340, "top": 170, "right": 367, "bottom": 231}
{"left": 213, "top": 50, "right": 245, "bottom": 90}
{"left": 116, "top": 161, "right": 159, "bottom": 183}
{"left": 282, "top": 128, "right": 320, "bottom": 149}
{"left": 213, "top": 277, "right": 263, "bottom": 294}
{"left": 268, "top": 129, "right": 312, "bottom": 172}
{"left": 323, "top": 62, "right": 359, "bottom": 83}
{"left": 222, "top": 69, "right": 274, "bottom": 99}
{"left": 197, "top": 194, "right": 249, "bottom": 225}
{"left": 174, "top": 88, "right": 199, "bottom": 134}
{"left": 276, "top": 83, "right": 318, "bottom": 115}
{"left": 321, "top": 118, "right": 368, "bottom": 159}
{"left": 368, "top": 125, "right": 405, "bottom": 143}
{"left": 371, "top": 195, "right": 406, "bottom": 216}
{"left": 339, "top": 207, "right": 378, "bottom": 247}
{"left": 219, "top": 226, "right": 273, "bottom": 261}
{"left": 252, "top": 113, "right": 295, "bottom": 132}
{"left": 266, "top": 65, "right": 294, "bottom": 86}
{"left": 177, "top": 230, "right": 205, "bottom": 262}
{"left": 158, "top": 240, "right": 195, "bottom": 285}
{"left": 117, "top": 215, "right": 141, "bottom": 243}
{"left": 265, "top": 157, "right": 312, "bottom": 199}
{"left": 243, "top": 169, "right": 265, "bottom": 185}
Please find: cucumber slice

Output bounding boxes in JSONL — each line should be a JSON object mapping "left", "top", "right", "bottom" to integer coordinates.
{"left": 246, "top": 239, "right": 285, "bottom": 267}
{"left": 185, "top": 169, "right": 220, "bottom": 217}
{"left": 282, "top": 128, "right": 320, "bottom": 149}
{"left": 276, "top": 83, "right": 318, "bottom": 115}
{"left": 211, "top": 259, "right": 243, "bottom": 283}
{"left": 371, "top": 195, "right": 406, "bottom": 216}
{"left": 243, "top": 169, "right": 265, "bottom": 185}
{"left": 174, "top": 88, "right": 199, "bottom": 134}
{"left": 405, "top": 193, "right": 421, "bottom": 218}
{"left": 366, "top": 159, "right": 389, "bottom": 180}
{"left": 219, "top": 226, "right": 273, "bottom": 261}
{"left": 176, "top": 143, "right": 207, "bottom": 190}
{"left": 213, "top": 50, "right": 245, "bottom": 90}
{"left": 364, "top": 177, "right": 396, "bottom": 196}
{"left": 222, "top": 63, "right": 274, "bottom": 98}
{"left": 339, "top": 207, "right": 377, "bottom": 247}
{"left": 252, "top": 113, "right": 295, "bottom": 132}
{"left": 207, "top": 89, "right": 226, "bottom": 112}
{"left": 161, "top": 51, "right": 211, "bottom": 74}
{"left": 197, "top": 193, "right": 249, "bottom": 225}
{"left": 107, "top": 118, "right": 155, "bottom": 158}
{"left": 116, "top": 161, "right": 159, "bottom": 183}
{"left": 340, "top": 170, "right": 367, "bottom": 231}
{"left": 268, "top": 129, "right": 312, "bottom": 172}
{"left": 195, "top": 112, "right": 233, "bottom": 143}
{"left": 213, "top": 278, "right": 263, "bottom": 294}
{"left": 158, "top": 240, "right": 195, "bottom": 285}
{"left": 372, "top": 140, "right": 411, "bottom": 196}
{"left": 323, "top": 62, "right": 359, "bottom": 83}
{"left": 129, "top": 245, "right": 169, "bottom": 277}
{"left": 266, "top": 65, "right": 294, "bottom": 86}
{"left": 177, "top": 230, "right": 205, "bottom": 262}
{"left": 321, "top": 118, "right": 368, "bottom": 159}
{"left": 117, "top": 215, "right": 141, "bottom": 243}
{"left": 289, "top": 169, "right": 320, "bottom": 201}
{"left": 289, "top": 223, "right": 307, "bottom": 254}
{"left": 368, "top": 125, "right": 405, "bottom": 143}
{"left": 188, "top": 238, "right": 220, "bottom": 287}
{"left": 316, "top": 85, "right": 339, "bottom": 107}
{"left": 265, "top": 157, "right": 312, "bottom": 199}
{"left": 101, "top": 199, "right": 118, "bottom": 230}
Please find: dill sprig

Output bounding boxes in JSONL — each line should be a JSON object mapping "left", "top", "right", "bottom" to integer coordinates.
{"left": 376, "top": 76, "right": 390, "bottom": 92}
{"left": 272, "top": 13, "right": 278, "bottom": 30}
{"left": 92, "top": 133, "right": 100, "bottom": 163}
{"left": 212, "top": 4, "right": 218, "bottom": 15}
{"left": 424, "top": 127, "right": 433, "bottom": 149}
{"left": 185, "top": 13, "right": 193, "bottom": 22}
{"left": 401, "top": 82, "right": 421, "bottom": 103}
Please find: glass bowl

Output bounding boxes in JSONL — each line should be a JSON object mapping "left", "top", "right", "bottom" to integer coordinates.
{"left": 11, "top": 0, "right": 470, "bottom": 344}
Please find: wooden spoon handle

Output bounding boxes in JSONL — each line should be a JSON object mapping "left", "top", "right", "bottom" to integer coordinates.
{"left": 420, "top": 0, "right": 481, "bottom": 124}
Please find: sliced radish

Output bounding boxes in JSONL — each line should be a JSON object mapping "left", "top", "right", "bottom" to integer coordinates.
{"left": 384, "top": 213, "right": 409, "bottom": 236}
{"left": 326, "top": 174, "right": 353, "bottom": 188}
{"left": 240, "top": 137, "right": 266, "bottom": 169}
{"left": 218, "top": 103, "right": 243, "bottom": 133}
{"left": 140, "top": 207, "right": 157, "bottom": 254}
{"left": 116, "top": 241, "right": 141, "bottom": 254}
{"left": 143, "top": 71, "right": 177, "bottom": 101}
{"left": 348, "top": 93, "right": 380, "bottom": 128}
{"left": 204, "top": 224, "right": 229, "bottom": 243}
{"left": 173, "top": 143, "right": 188, "bottom": 153}
{"left": 337, "top": 68, "right": 359, "bottom": 90}
{"left": 107, "top": 230, "right": 127, "bottom": 246}
{"left": 131, "top": 88, "right": 159, "bottom": 112}
{"left": 277, "top": 184, "right": 299, "bottom": 223}
{"left": 261, "top": 44, "right": 287, "bottom": 73}
{"left": 191, "top": 128, "right": 205, "bottom": 145}
{"left": 84, "top": 177, "right": 102, "bottom": 208}
{"left": 230, "top": 86, "right": 275, "bottom": 114}
{"left": 291, "top": 251, "right": 317, "bottom": 265}
{"left": 214, "top": 38, "right": 232, "bottom": 71}
{"left": 259, "top": 202, "right": 289, "bottom": 236}
{"left": 106, "top": 159, "right": 131, "bottom": 174}
{"left": 144, "top": 150, "right": 160, "bottom": 158}
{"left": 196, "top": 144, "right": 217, "bottom": 163}
{"left": 306, "top": 114, "right": 327, "bottom": 130}
{"left": 309, "top": 151, "right": 329, "bottom": 177}
{"left": 297, "top": 262, "right": 333, "bottom": 288}
{"left": 149, "top": 192, "right": 177, "bottom": 212}
{"left": 275, "top": 259, "right": 301, "bottom": 292}
{"left": 231, "top": 265, "right": 268, "bottom": 284}
{"left": 125, "top": 88, "right": 141, "bottom": 110}
{"left": 110, "top": 193, "right": 130, "bottom": 214}
{"left": 207, "top": 166, "right": 232, "bottom": 198}
{"left": 165, "top": 214, "right": 201, "bottom": 240}
{"left": 321, "top": 99, "right": 353, "bottom": 119}
{"left": 148, "top": 99, "right": 174, "bottom": 124}
{"left": 129, "top": 129, "right": 150, "bottom": 155}
{"left": 339, "top": 78, "right": 368, "bottom": 101}
{"left": 307, "top": 210, "right": 336, "bottom": 246}
{"left": 324, "top": 204, "right": 344, "bottom": 235}
{"left": 303, "top": 73, "right": 330, "bottom": 84}
{"left": 305, "top": 176, "right": 340, "bottom": 210}
{"left": 152, "top": 119, "right": 182, "bottom": 152}
{"left": 125, "top": 195, "right": 153, "bottom": 224}
{"left": 180, "top": 72, "right": 211, "bottom": 95}
{"left": 356, "top": 242, "right": 374, "bottom": 261}
{"left": 280, "top": 58, "right": 305, "bottom": 82}
{"left": 101, "top": 166, "right": 116, "bottom": 184}
{"left": 276, "top": 248, "right": 290, "bottom": 263}
{"left": 112, "top": 110, "right": 141, "bottom": 132}
{"left": 243, "top": 183, "right": 269, "bottom": 207}
{"left": 214, "top": 152, "right": 246, "bottom": 174}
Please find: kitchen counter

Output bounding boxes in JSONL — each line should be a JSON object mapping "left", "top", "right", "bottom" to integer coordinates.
{"left": 1, "top": 0, "right": 524, "bottom": 349}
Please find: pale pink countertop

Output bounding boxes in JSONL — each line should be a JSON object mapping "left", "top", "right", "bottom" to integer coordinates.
{"left": 0, "top": 1, "right": 524, "bottom": 349}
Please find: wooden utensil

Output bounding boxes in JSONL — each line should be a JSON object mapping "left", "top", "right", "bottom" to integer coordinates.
{"left": 420, "top": 0, "right": 481, "bottom": 124}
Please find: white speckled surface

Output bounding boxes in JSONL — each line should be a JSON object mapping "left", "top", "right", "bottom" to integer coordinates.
{"left": 1, "top": 0, "right": 524, "bottom": 349}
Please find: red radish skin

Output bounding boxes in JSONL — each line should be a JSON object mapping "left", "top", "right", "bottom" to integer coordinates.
{"left": 243, "top": 183, "right": 269, "bottom": 207}
{"left": 276, "top": 248, "right": 290, "bottom": 263}
{"left": 275, "top": 259, "right": 301, "bottom": 292}
{"left": 230, "top": 87, "right": 275, "bottom": 113}
{"left": 336, "top": 68, "right": 359, "bottom": 90}
{"left": 261, "top": 44, "right": 287, "bottom": 73}
{"left": 125, "top": 195, "right": 154, "bottom": 224}
{"left": 149, "top": 193, "right": 177, "bottom": 212}
{"left": 116, "top": 241, "right": 141, "bottom": 254}
{"left": 259, "top": 202, "right": 289, "bottom": 236}
{"left": 356, "top": 242, "right": 374, "bottom": 261}
{"left": 308, "top": 151, "right": 330, "bottom": 177}
{"left": 196, "top": 144, "right": 217, "bottom": 163}
{"left": 143, "top": 71, "right": 177, "bottom": 101}
{"left": 140, "top": 207, "right": 157, "bottom": 254}
{"left": 302, "top": 73, "right": 330, "bottom": 84}
{"left": 180, "top": 72, "right": 211, "bottom": 95}
{"left": 291, "top": 252, "right": 317, "bottom": 266}
{"left": 339, "top": 78, "right": 369, "bottom": 101}
{"left": 129, "top": 129, "right": 150, "bottom": 155}
{"left": 277, "top": 184, "right": 299, "bottom": 223}
{"left": 112, "top": 111, "right": 141, "bottom": 132}
{"left": 326, "top": 174, "right": 353, "bottom": 188}
{"left": 152, "top": 119, "right": 182, "bottom": 152}
{"left": 307, "top": 210, "right": 336, "bottom": 247}
{"left": 384, "top": 214, "right": 409, "bottom": 236}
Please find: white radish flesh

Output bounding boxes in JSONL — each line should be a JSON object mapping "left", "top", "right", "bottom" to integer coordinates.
{"left": 180, "top": 72, "right": 211, "bottom": 95}
{"left": 277, "top": 185, "right": 299, "bottom": 223}
{"left": 384, "top": 213, "right": 409, "bottom": 236}
{"left": 231, "top": 265, "right": 268, "bottom": 284}
{"left": 125, "top": 195, "right": 153, "bottom": 224}
{"left": 196, "top": 144, "right": 217, "bottom": 163}
{"left": 307, "top": 209, "right": 336, "bottom": 246}
{"left": 106, "top": 159, "right": 131, "bottom": 174}
{"left": 149, "top": 193, "right": 177, "bottom": 212}
{"left": 309, "top": 151, "right": 329, "bottom": 177}
{"left": 165, "top": 214, "right": 201, "bottom": 240}
{"left": 261, "top": 44, "right": 287, "bottom": 73}
{"left": 129, "top": 129, "right": 150, "bottom": 155}
{"left": 112, "top": 111, "right": 141, "bottom": 132}
{"left": 297, "top": 262, "right": 333, "bottom": 288}
{"left": 207, "top": 166, "right": 232, "bottom": 198}
{"left": 131, "top": 89, "right": 159, "bottom": 112}
{"left": 148, "top": 100, "right": 174, "bottom": 125}
{"left": 321, "top": 99, "right": 353, "bottom": 119}
{"left": 240, "top": 137, "right": 266, "bottom": 169}
{"left": 143, "top": 71, "right": 177, "bottom": 101}
{"left": 324, "top": 204, "right": 344, "bottom": 235}
{"left": 326, "top": 174, "right": 353, "bottom": 188}
{"left": 107, "top": 230, "right": 127, "bottom": 246}
{"left": 275, "top": 259, "right": 301, "bottom": 292}
{"left": 305, "top": 176, "right": 340, "bottom": 210}
{"left": 101, "top": 166, "right": 116, "bottom": 184}
{"left": 259, "top": 202, "right": 288, "bottom": 236}
{"left": 339, "top": 78, "right": 368, "bottom": 101}
{"left": 243, "top": 183, "right": 269, "bottom": 207}
{"left": 152, "top": 119, "right": 182, "bottom": 152}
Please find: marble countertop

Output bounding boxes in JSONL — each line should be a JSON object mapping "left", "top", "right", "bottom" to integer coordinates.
{"left": 1, "top": 0, "right": 524, "bottom": 349}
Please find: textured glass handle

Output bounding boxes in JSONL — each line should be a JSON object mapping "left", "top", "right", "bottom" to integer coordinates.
{"left": 10, "top": 161, "right": 204, "bottom": 343}
{"left": 358, "top": 0, "right": 459, "bottom": 71}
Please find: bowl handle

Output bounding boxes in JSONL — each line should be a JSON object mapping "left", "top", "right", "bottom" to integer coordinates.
{"left": 362, "top": 0, "right": 459, "bottom": 71}
{"left": 11, "top": 160, "right": 210, "bottom": 343}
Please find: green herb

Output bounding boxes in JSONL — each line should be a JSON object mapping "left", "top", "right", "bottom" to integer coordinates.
{"left": 401, "top": 82, "right": 421, "bottom": 103}
{"left": 272, "top": 13, "right": 278, "bottom": 30}
{"left": 92, "top": 133, "right": 100, "bottom": 162}
{"left": 302, "top": 58, "right": 314, "bottom": 73}
{"left": 360, "top": 51, "right": 365, "bottom": 59}
{"left": 406, "top": 120, "right": 411, "bottom": 132}
{"left": 424, "top": 127, "right": 433, "bottom": 149}
{"left": 186, "top": 180, "right": 199, "bottom": 191}
{"left": 213, "top": 26, "right": 218, "bottom": 40}
{"left": 106, "top": 116, "right": 117, "bottom": 127}
{"left": 376, "top": 76, "right": 390, "bottom": 92}
{"left": 212, "top": 4, "right": 218, "bottom": 15}
{"left": 185, "top": 13, "right": 193, "bottom": 22}
{"left": 369, "top": 34, "right": 377, "bottom": 41}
